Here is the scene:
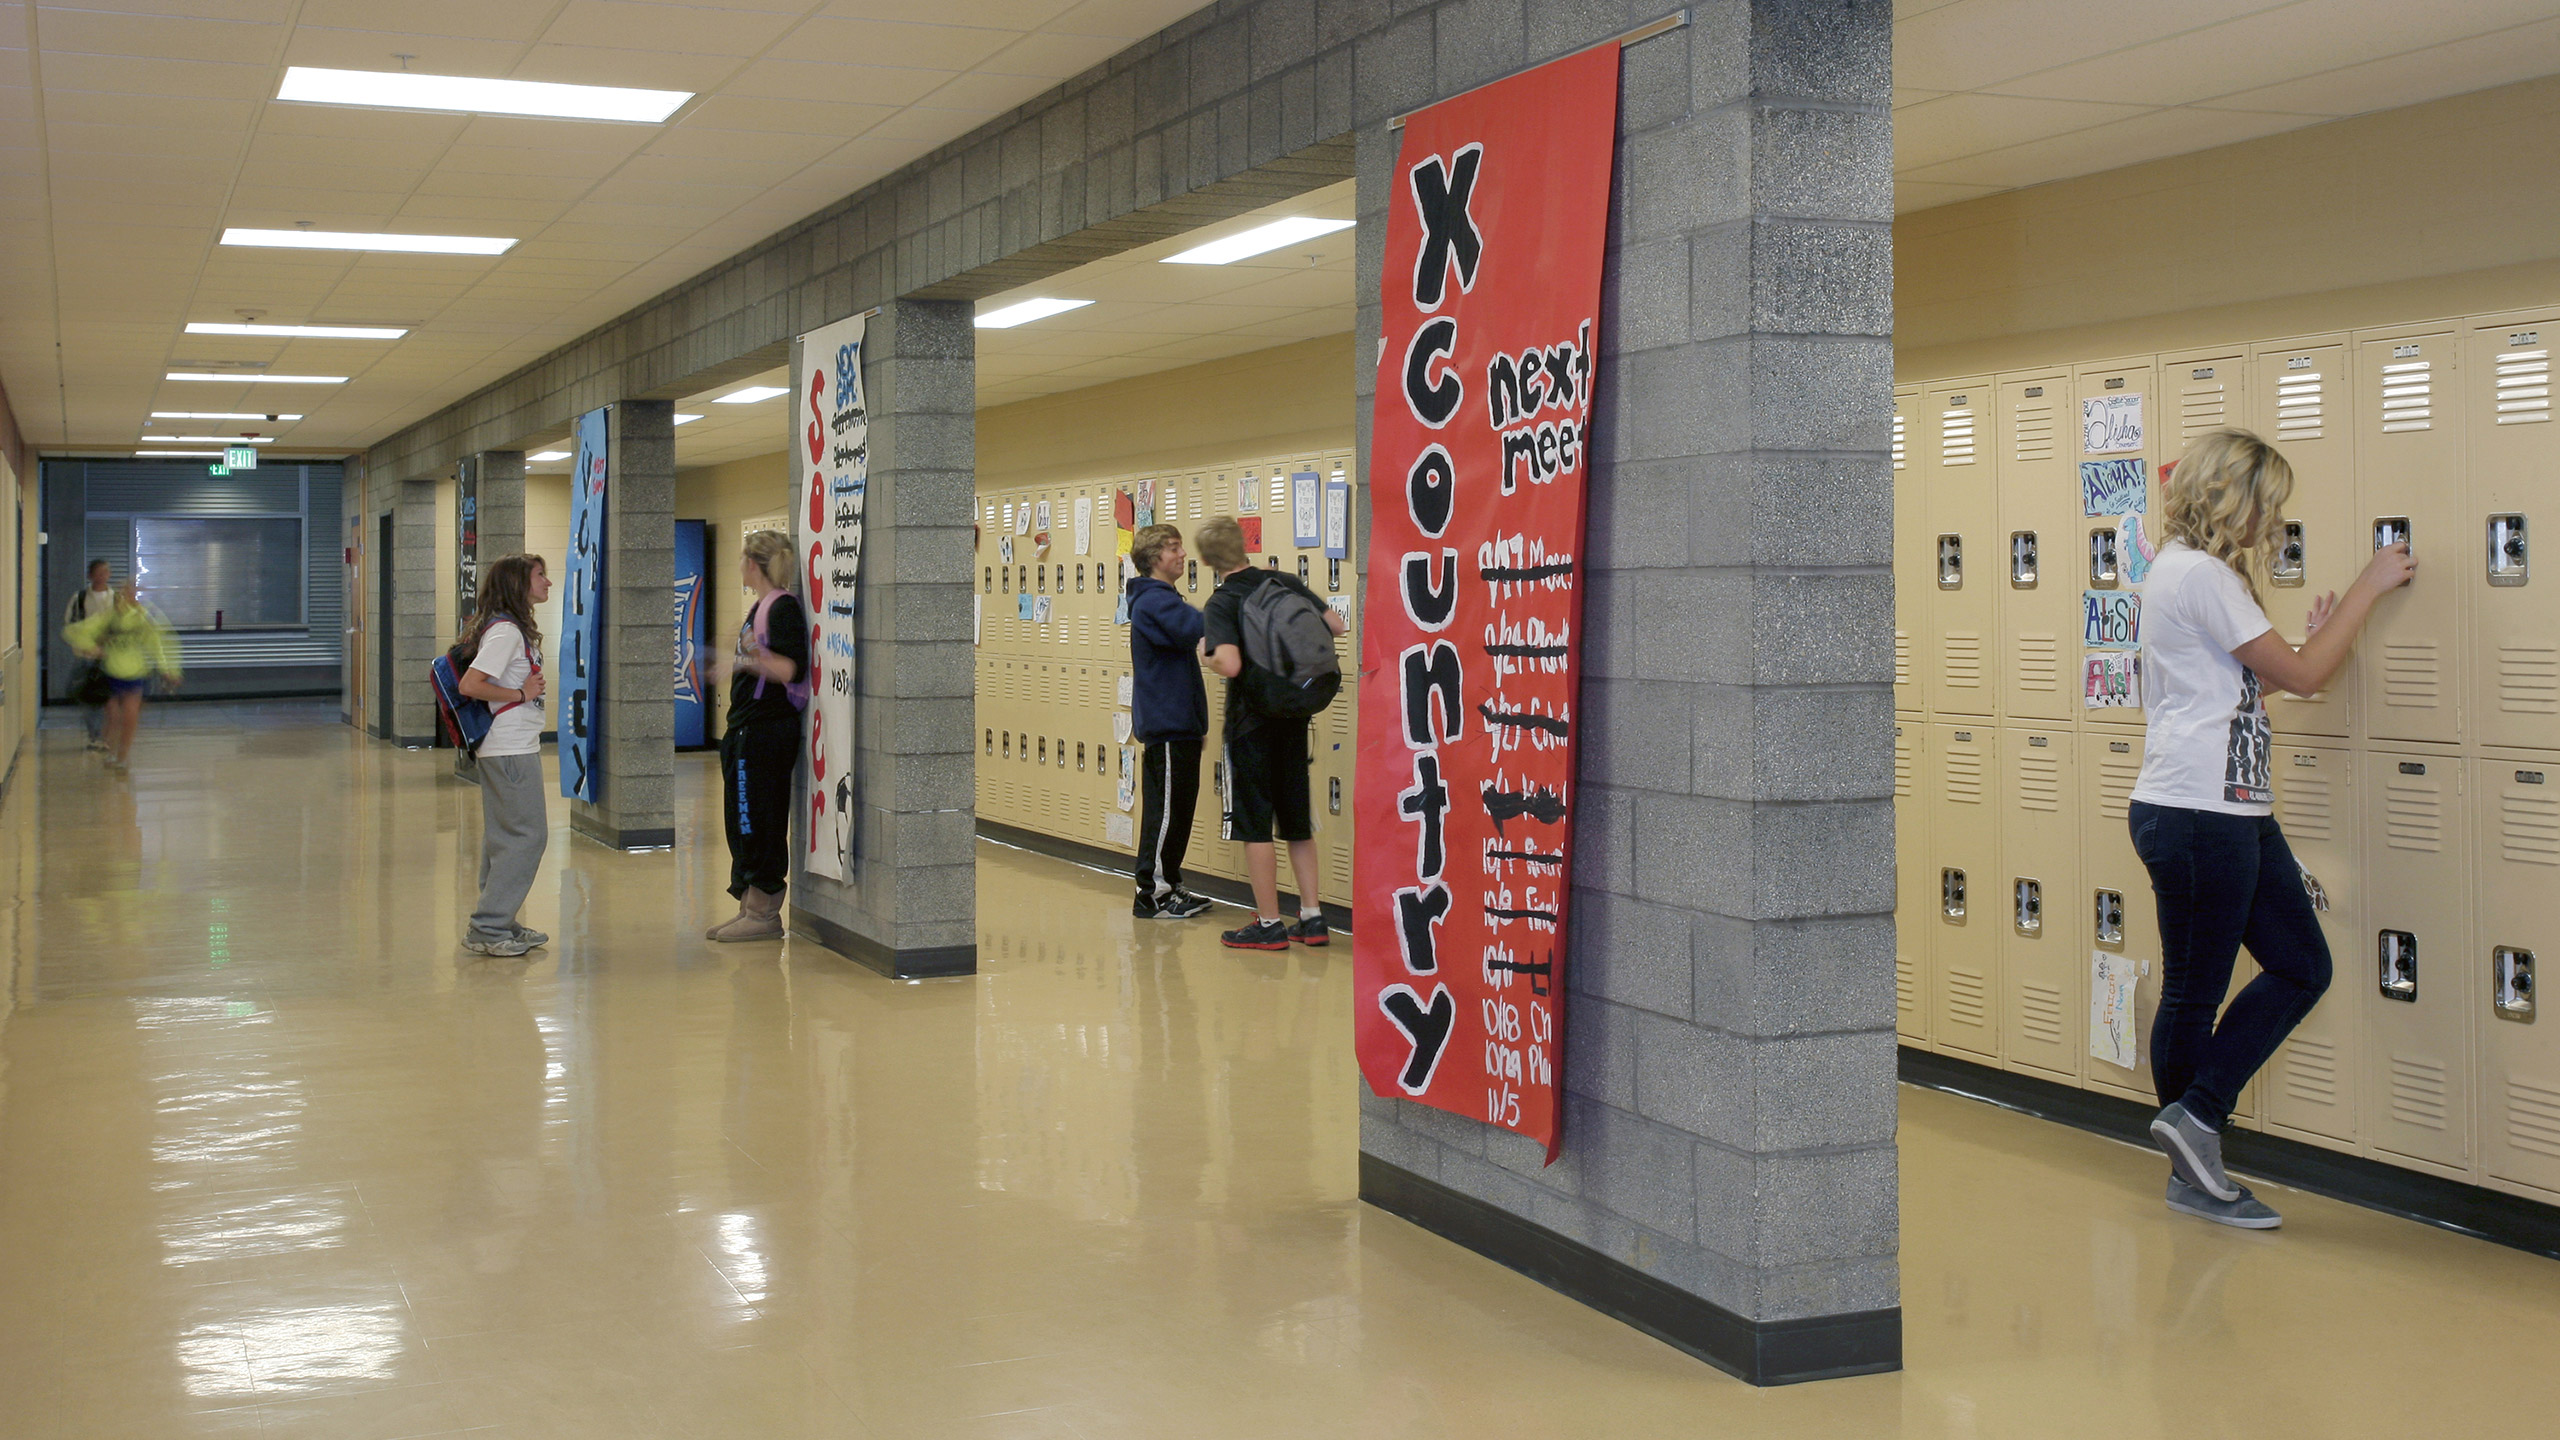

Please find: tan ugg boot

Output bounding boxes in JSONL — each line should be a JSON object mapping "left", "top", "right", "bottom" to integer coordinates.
{"left": 703, "top": 896, "right": 747, "bottom": 940}
{"left": 707, "top": 886, "right": 785, "bottom": 942}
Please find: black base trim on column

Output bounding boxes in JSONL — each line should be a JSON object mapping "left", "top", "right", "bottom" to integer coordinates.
{"left": 1358, "top": 1153, "right": 1901, "bottom": 1386}
{"left": 790, "top": 907, "right": 976, "bottom": 980}
{"left": 567, "top": 811, "right": 676, "bottom": 851}
{"left": 1900, "top": 1046, "right": 2560, "bottom": 1261}
{"left": 975, "top": 819, "right": 1356, "bottom": 932}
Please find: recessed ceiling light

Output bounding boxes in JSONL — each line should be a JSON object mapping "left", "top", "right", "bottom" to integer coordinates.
{"left": 152, "top": 412, "right": 303, "bottom": 421}
{"left": 1162, "top": 217, "right": 1355, "bottom": 266}
{"left": 167, "top": 372, "right": 346, "bottom": 384}
{"left": 277, "top": 66, "right": 692, "bottom": 124}
{"left": 673, "top": 413, "right": 702, "bottom": 425}
{"left": 186, "top": 321, "right": 407, "bottom": 339}
{"left": 529, "top": 451, "right": 570, "bottom": 462}
{"left": 221, "top": 228, "right": 515, "bottom": 256}
{"left": 159, "top": 435, "right": 276, "bottom": 443}
{"left": 975, "top": 298, "right": 1093, "bottom": 329}
{"left": 714, "top": 386, "right": 788, "bottom": 404}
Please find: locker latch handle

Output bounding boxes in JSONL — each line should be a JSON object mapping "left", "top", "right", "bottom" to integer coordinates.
{"left": 2374, "top": 517, "right": 2412, "bottom": 554}
{"left": 2272, "top": 521, "right": 2305, "bottom": 586}
{"left": 2088, "top": 527, "right": 2119, "bottom": 588}
{"left": 1941, "top": 867, "right": 1966, "bottom": 920}
{"left": 2010, "top": 531, "right": 2038, "bottom": 588}
{"left": 2013, "top": 878, "right": 2043, "bottom": 936}
{"left": 2379, "top": 929, "right": 2418, "bottom": 1002}
{"left": 1937, "top": 534, "right": 1964, "bottom": 589}
{"left": 2094, "top": 888, "right": 2125, "bottom": 945}
{"left": 2495, "top": 946, "right": 2536, "bottom": 1022}
{"left": 1328, "top": 776, "right": 1343, "bottom": 815}
{"left": 2488, "top": 513, "right": 2528, "bottom": 587}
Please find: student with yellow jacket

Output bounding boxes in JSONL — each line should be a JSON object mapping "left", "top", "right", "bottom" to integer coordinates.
{"left": 65, "top": 578, "right": 181, "bottom": 770}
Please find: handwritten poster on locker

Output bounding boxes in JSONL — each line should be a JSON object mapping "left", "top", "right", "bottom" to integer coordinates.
{"left": 1352, "top": 43, "right": 1620, "bottom": 1160}
{"left": 795, "top": 313, "right": 869, "bottom": 880}
{"left": 558, "top": 406, "right": 609, "bottom": 802}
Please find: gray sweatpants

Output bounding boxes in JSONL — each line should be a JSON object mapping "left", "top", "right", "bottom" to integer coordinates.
{"left": 471, "top": 753, "right": 549, "bottom": 940}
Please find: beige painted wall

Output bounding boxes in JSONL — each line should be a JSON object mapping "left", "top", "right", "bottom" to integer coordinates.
{"left": 976, "top": 333, "right": 1355, "bottom": 486}
{"left": 1898, "top": 74, "right": 2560, "bottom": 381}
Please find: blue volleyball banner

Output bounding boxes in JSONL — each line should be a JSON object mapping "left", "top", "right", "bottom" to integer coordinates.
{"left": 673, "top": 518, "right": 709, "bottom": 749}
{"left": 559, "top": 406, "right": 608, "bottom": 801}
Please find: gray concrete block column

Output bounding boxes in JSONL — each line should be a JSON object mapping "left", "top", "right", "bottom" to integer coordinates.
{"left": 568, "top": 402, "right": 676, "bottom": 850}
{"left": 785, "top": 298, "right": 977, "bottom": 979}
{"left": 467, "top": 450, "right": 527, "bottom": 565}
{"left": 389, "top": 477, "right": 440, "bottom": 746}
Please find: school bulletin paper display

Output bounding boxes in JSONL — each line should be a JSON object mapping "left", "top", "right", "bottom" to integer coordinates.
{"left": 558, "top": 406, "right": 609, "bottom": 803}
{"left": 794, "top": 312, "right": 869, "bottom": 880}
{"left": 1352, "top": 44, "right": 1619, "bottom": 1159}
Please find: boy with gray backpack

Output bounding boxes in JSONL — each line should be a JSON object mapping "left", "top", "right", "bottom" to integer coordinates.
{"left": 1193, "top": 515, "right": 1347, "bottom": 951}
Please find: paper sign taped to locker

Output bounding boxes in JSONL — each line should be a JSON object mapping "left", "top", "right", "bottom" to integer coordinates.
{"left": 1291, "top": 470, "right": 1322, "bottom": 548}
{"left": 1106, "top": 812, "right": 1133, "bottom": 844}
{"left": 2119, "top": 513, "right": 2158, "bottom": 582}
{"left": 1235, "top": 474, "right": 1258, "bottom": 512}
{"left": 998, "top": 534, "right": 1013, "bottom": 565}
{"left": 1135, "top": 479, "right": 1155, "bottom": 528}
{"left": 1323, "top": 470, "right": 1349, "bottom": 558}
{"left": 2082, "top": 590, "right": 2141, "bottom": 649}
{"left": 1240, "top": 515, "right": 1263, "bottom": 552}
{"left": 2082, "top": 394, "right": 2144, "bottom": 455}
{"left": 2084, "top": 650, "right": 2140, "bottom": 707}
{"left": 1036, "top": 499, "right": 1052, "bottom": 533}
{"left": 1033, "top": 596, "right": 1052, "bottom": 623}
{"left": 1073, "top": 496, "right": 1093, "bottom": 555}
{"left": 1014, "top": 504, "right": 1030, "bottom": 535}
{"left": 1117, "top": 674, "right": 1134, "bottom": 707}
{"left": 1117, "top": 747, "right": 1138, "bottom": 812}
{"left": 1113, "top": 591, "right": 1130, "bottom": 626}
{"left": 2079, "top": 457, "right": 2148, "bottom": 516}
{"left": 2091, "top": 952, "right": 2140, "bottom": 1069}
{"left": 1327, "top": 595, "right": 1352, "bottom": 623}
{"left": 1113, "top": 712, "right": 1131, "bottom": 743}
{"left": 1016, "top": 592, "right": 1034, "bottom": 620}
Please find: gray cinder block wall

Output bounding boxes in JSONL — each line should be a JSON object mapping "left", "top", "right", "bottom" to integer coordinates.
{"left": 785, "top": 299, "right": 980, "bottom": 977}
{"left": 568, "top": 402, "right": 676, "bottom": 849}
{"left": 389, "top": 478, "right": 440, "bottom": 745}
{"left": 469, "top": 450, "right": 527, "bottom": 566}
{"left": 1349, "top": 0, "right": 1902, "bottom": 1383}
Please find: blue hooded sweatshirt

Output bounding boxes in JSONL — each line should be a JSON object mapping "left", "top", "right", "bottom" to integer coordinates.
{"left": 1126, "top": 574, "right": 1207, "bottom": 742}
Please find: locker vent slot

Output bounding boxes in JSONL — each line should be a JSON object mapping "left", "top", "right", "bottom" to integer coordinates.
{"left": 2383, "top": 779, "right": 2444, "bottom": 852}
{"left": 2278, "top": 772, "right": 2334, "bottom": 841}
{"left": 2501, "top": 787, "right": 2560, "bottom": 865}
{"left": 2495, "top": 349, "right": 2551, "bottom": 425}
{"left": 2017, "top": 634, "right": 2060, "bottom": 692}
{"left": 1944, "top": 632, "right": 1983, "bottom": 689}
{"left": 2016, "top": 750, "right": 2061, "bottom": 812}
{"left": 1894, "top": 629, "right": 1912, "bottom": 688}
{"left": 2011, "top": 398, "right": 2056, "bottom": 463}
{"left": 2179, "top": 377, "right": 2227, "bottom": 442}
{"left": 2388, "top": 1057, "right": 2450, "bottom": 1130}
{"left": 2280, "top": 1036, "right": 2339, "bottom": 1106}
{"left": 2020, "top": 984, "right": 2064, "bottom": 1045}
{"left": 1946, "top": 969, "right": 1989, "bottom": 1028}
{"left": 1945, "top": 749, "right": 1984, "bottom": 804}
{"left": 2498, "top": 643, "right": 2559, "bottom": 714}
{"left": 2379, "top": 641, "right": 2442, "bottom": 707}
{"left": 1939, "top": 406, "right": 1977, "bottom": 465}
{"left": 1892, "top": 413, "right": 1907, "bottom": 469}
{"left": 1893, "top": 739, "right": 1914, "bottom": 800}
{"left": 2097, "top": 758, "right": 2140, "bottom": 821}
{"left": 1270, "top": 475, "right": 1289, "bottom": 509}
{"left": 2508, "top": 1078, "right": 2560, "bottom": 1158}
{"left": 1895, "top": 953, "right": 1917, "bottom": 1010}
{"left": 2377, "top": 359, "right": 2433, "bottom": 432}
{"left": 2274, "top": 372, "right": 2325, "bottom": 440}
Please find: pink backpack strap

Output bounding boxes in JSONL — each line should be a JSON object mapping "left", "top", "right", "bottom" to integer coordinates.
{"left": 750, "top": 591, "right": 811, "bottom": 710}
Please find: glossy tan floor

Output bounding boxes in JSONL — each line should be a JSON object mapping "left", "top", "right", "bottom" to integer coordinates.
{"left": 4, "top": 706, "right": 2559, "bottom": 1439}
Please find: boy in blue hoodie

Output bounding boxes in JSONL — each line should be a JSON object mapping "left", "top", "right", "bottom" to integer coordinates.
{"left": 1127, "top": 524, "right": 1214, "bottom": 919}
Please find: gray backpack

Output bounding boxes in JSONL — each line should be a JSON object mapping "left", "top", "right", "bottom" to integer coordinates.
{"left": 1238, "top": 574, "right": 1342, "bottom": 718}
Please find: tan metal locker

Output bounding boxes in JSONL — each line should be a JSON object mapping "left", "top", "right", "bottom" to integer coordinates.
{"left": 2000, "top": 725, "right": 2082, "bottom": 1082}
{"left": 2250, "top": 336, "right": 2356, "bottom": 739}
{"left": 2354, "top": 324, "right": 2465, "bottom": 746}
{"left": 2081, "top": 731, "right": 2160, "bottom": 1104}
{"left": 2263, "top": 744, "right": 2361, "bottom": 1146}
{"left": 1929, "top": 722, "right": 2000, "bottom": 1059}
{"left": 1995, "top": 369, "right": 2076, "bottom": 723}
{"left": 2465, "top": 312, "right": 2560, "bottom": 755}
{"left": 2358, "top": 748, "right": 2473, "bottom": 1173}
{"left": 2075, "top": 357, "right": 2159, "bottom": 734}
{"left": 2474, "top": 757, "right": 2560, "bottom": 1198}
{"left": 2161, "top": 346, "right": 2247, "bottom": 456}
{"left": 1895, "top": 722, "right": 1932, "bottom": 1045}
{"left": 1893, "top": 385, "right": 1926, "bottom": 716}
{"left": 1924, "top": 379, "right": 1995, "bottom": 718}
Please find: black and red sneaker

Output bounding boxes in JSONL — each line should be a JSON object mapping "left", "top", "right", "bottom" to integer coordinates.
{"left": 1221, "top": 917, "right": 1290, "bottom": 951}
{"left": 1290, "top": 915, "right": 1329, "bottom": 946}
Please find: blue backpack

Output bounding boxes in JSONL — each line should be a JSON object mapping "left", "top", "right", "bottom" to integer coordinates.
{"left": 430, "top": 620, "right": 527, "bottom": 756}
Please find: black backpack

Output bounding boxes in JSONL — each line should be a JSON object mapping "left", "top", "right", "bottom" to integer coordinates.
{"left": 1237, "top": 573, "right": 1341, "bottom": 718}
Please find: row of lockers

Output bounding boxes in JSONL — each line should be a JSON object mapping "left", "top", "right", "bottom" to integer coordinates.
{"left": 974, "top": 451, "right": 1362, "bottom": 904}
{"left": 1896, "top": 307, "right": 2560, "bottom": 752}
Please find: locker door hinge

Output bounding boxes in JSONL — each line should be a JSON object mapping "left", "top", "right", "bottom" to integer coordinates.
{"left": 2379, "top": 930, "right": 2419, "bottom": 1002}
{"left": 2495, "top": 947, "right": 2536, "bottom": 1021}
{"left": 2488, "top": 513, "right": 2528, "bottom": 587}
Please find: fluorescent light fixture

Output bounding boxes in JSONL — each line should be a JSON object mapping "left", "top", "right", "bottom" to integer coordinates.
{"left": 161, "top": 435, "right": 276, "bottom": 443}
{"left": 674, "top": 413, "right": 702, "bottom": 425}
{"left": 714, "top": 386, "right": 788, "bottom": 404}
{"left": 186, "top": 321, "right": 407, "bottom": 339}
{"left": 278, "top": 66, "right": 692, "bottom": 124}
{"left": 152, "top": 412, "right": 302, "bottom": 421}
{"left": 136, "top": 450, "right": 223, "bottom": 457}
{"left": 529, "top": 451, "right": 570, "bottom": 462}
{"left": 221, "top": 228, "right": 515, "bottom": 256}
{"left": 975, "top": 297, "right": 1093, "bottom": 329}
{"left": 1162, "top": 217, "right": 1355, "bottom": 266}
{"left": 167, "top": 373, "right": 346, "bottom": 384}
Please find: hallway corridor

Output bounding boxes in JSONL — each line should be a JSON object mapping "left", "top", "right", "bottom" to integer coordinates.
{"left": 1, "top": 709, "right": 2556, "bottom": 1438}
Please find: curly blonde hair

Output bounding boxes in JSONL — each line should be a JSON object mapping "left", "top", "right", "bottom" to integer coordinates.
{"left": 2159, "top": 428, "right": 2293, "bottom": 603}
{"left": 742, "top": 529, "right": 796, "bottom": 591}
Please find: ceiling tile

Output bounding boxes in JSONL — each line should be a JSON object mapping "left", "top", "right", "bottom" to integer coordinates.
{"left": 278, "top": 28, "right": 528, "bottom": 75}
{"left": 293, "top": 0, "right": 555, "bottom": 43}
{"left": 34, "top": 8, "right": 281, "bottom": 65}
{"left": 1898, "top": 103, "right": 2322, "bottom": 190}
{"left": 37, "top": 51, "right": 274, "bottom": 100}
{"left": 730, "top": 57, "right": 956, "bottom": 106}
{"left": 779, "top": 15, "right": 1017, "bottom": 70}
{"left": 1894, "top": 92, "right": 2156, "bottom": 169}
{"left": 541, "top": 0, "right": 804, "bottom": 56}
{"left": 1045, "top": 0, "right": 1205, "bottom": 40}
{"left": 2205, "top": 15, "right": 2560, "bottom": 116}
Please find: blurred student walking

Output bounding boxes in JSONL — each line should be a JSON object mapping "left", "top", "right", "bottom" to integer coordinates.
{"left": 64, "top": 576, "right": 180, "bottom": 771}
{"left": 63, "top": 559, "right": 114, "bottom": 750}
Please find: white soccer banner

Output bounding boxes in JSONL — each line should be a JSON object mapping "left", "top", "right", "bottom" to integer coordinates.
{"left": 794, "top": 314, "right": 868, "bottom": 879}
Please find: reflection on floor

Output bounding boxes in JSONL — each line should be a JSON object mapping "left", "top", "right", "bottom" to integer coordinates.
{"left": 1, "top": 707, "right": 2556, "bottom": 1438}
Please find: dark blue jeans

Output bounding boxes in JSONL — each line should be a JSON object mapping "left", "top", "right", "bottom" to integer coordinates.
{"left": 2128, "top": 801, "right": 2333, "bottom": 1129}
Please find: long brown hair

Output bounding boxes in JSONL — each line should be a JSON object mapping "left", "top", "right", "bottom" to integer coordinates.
{"left": 462, "top": 553, "right": 546, "bottom": 655}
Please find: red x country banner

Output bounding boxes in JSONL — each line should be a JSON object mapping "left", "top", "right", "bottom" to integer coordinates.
{"left": 1353, "top": 44, "right": 1619, "bottom": 1159}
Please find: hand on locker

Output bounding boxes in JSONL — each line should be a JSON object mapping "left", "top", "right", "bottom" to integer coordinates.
{"left": 2236, "top": 541, "right": 2414, "bottom": 699}
{"left": 2357, "top": 541, "right": 2417, "bottom": 595}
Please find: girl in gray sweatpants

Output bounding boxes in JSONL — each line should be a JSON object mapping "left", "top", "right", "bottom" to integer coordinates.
{"left": 457, "top": 555, "right": 555, "bottom": 957}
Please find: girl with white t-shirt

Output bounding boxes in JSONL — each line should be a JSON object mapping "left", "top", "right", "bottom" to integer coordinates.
{"left": 2129, "top": 429, "right": 2414, "bottom": 1228}
{"left": 455, "top": 554, "right": 553, "bottom": 957}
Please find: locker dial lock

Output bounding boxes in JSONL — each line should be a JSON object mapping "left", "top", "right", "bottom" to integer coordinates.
{"left": 1940, "top": 868, "right": 1966, "bottom": 920}
{"left": 2272, "top": 522, "right": 2305, "bottom": 586}
{"left": 2013, "top": 878, "right": 2043, "bottom": 936}
{"left": 2494, "top": 947, "right": 2535, "bottom": 1022}
{"left": 2094, "top": 889, "right": 2125, "bottom": 945}
{"left": 2488, "top": 513, "right": 2528, "bottom": 587}
{"left": 2379, "top": 930, "right": 2418, "bottom": 1002}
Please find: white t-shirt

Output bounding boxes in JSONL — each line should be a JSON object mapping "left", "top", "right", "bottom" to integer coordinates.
{"left": 468, "top": 619, "right": 545, "bottom": 758}
{"left": 2129, "top": 540, "right": 2276, "bottom": 815}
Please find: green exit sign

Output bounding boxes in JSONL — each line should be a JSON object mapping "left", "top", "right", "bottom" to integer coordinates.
{"left": 223, "top": 444, "right": 260, "bottom": 469}
{"left": 207, "top": 464, "right": 228, "bottom": 476}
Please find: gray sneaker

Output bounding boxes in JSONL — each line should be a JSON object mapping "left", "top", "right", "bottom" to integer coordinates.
{"left": 512, "top": 926, "right": 550, "bottom": 948}
{"left": 464, "top": 932, "right": 534, "bottom": 957}
{"left": 2167, "top": 1176, "right": 2282, "bottom": 1229}
{"left": 2151, "top": 1101, "right": 2242, "bottom": 1201}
